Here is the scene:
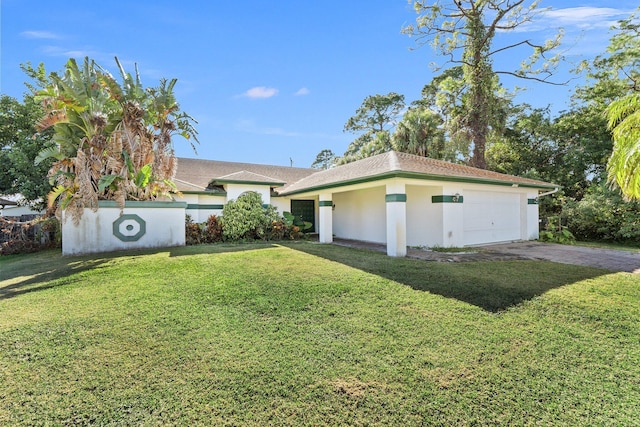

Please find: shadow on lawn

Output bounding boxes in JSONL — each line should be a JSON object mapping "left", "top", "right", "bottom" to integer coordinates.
{"left": 284, "top": 242, "right": 609, "bottom": 313}
{"left": 0, "top": 244, "right": 276, "bottom": 301}
{"left": 0, "top": 250, "right": 113, "bottom": 301}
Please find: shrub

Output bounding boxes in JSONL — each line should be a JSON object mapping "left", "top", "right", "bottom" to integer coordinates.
{"left": 221, "top": 192, "right": 278, "bottom": 241}
{"left": 563, "top": 184, "right": 640, "bottom": 242}
{"left": 203, "top": 215, "right": 223, "bottom": 243}
{"left": 185, "top": 215, "right": 203, "bottom": 245}
{"left": 539, "top": 216, "right": 575, "bottom": 244}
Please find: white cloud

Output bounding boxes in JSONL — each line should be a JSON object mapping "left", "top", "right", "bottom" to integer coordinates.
{"left": 294, "top": 87, "right": 310, "bottom": 96}
{"left": 40, "top": 45, "right": 97, "bottom": 58}
{"left": 544, "top": 7, "right": 632, "bottom": 30}
{"left": 242, "top": 86, "right": 279, "bottom": 99}
{"left": 21, "top": 30, "right": 62, "bottom": 39}
{"left": 512, "top": 6, "right": 633, "bottom": 32}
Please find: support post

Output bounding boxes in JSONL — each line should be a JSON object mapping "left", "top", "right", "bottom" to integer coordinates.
{"left": 385, "top": 182, "right": 407, "bottom": 257}
{"left": 318, "top": 193, "right": 333, "bottom": 244}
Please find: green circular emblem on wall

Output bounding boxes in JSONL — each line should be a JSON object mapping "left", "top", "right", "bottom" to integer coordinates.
{"left": 113, "top": 214, "right": 146, "bottom": 242}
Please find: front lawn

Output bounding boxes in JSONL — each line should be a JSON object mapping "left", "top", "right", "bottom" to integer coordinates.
{"left": 1, "top": 243, "right": 639, "bottom": 425}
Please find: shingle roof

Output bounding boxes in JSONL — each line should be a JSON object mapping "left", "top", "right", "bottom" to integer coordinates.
{"left": 0, "top": 197, "right": 18, "bottom": 207}
{"left": 213, "top": 171, "right": 285, "bottom": 186}
{"left": 175, "top": 152, "right": 557, "bottom": 196}
{"left": 174, "top": 158, "right": 316, "bottom": 192}
{"left": 279, "top": 151, "right": 557, "bottom": 195}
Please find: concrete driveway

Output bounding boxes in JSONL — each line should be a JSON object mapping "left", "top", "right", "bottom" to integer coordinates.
{"left": 480, "top": 241, "right": 640, "bottom": 274}
{"left": 333, "top": 238, "right": 640, "bottom": 273}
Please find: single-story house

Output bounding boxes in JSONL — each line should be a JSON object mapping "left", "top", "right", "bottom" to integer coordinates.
{"left": 174, "top": 150, "right": 558, "bottom": 256}
{"left": 0, "top": 195, "right": 44, "bottom": 220}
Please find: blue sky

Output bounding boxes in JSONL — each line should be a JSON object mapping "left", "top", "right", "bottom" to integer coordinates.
{"left": 1, "top": 1, "right": 637, "bottom": 168}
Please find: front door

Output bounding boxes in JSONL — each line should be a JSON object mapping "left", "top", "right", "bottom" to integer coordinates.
{"left": 290, "top": 200, "right": 315, "bottom": 233}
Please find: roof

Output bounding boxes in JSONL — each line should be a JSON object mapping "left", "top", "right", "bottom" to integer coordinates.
{"left": 279, "top": 151, "right": 557, "bottom": 195}
{"left": 212, "top": 171, "right": 285, "bottom": 187}
{"left": 174, "top": 158, "right": 316, "bottom": 192}
{"left": 174, "top": 151, "right": 557, "bottom": 197}
{"left": 0, "top": 197, "right": 18, "bottom": 207}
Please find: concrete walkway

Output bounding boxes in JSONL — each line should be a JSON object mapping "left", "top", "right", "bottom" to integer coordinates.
{"left": 332, "top": 239, "right": 640, "bottom": 274}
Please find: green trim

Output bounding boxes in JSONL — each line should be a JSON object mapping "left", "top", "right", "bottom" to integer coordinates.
{"left": 181, "top": 190, "right": 227, "bottom": 196}
{"left": 385, "top": 193, "right": 407, "bottom": 203}
{"left": 113, "top": 214, "right": 146, "bottom": 242}
{"left": 98, "top": 200, "right": 187, "bottom": 209}
{"left": 528, "top": 198, "right": 539, "bottom": 205}
{"left": 432, "top": 195, "right": 464, "bottom": 203}
{"left": 186, "top": 204, "right": 224, "bottom": 210}
{"left": 280, "top": 171, "right": 558, "bottom": 196}
{"left": 212, "top": 179, "right": 284, "bottom": 187}
{"left": 319, "top": 200, "right": 333, "bottom": 207}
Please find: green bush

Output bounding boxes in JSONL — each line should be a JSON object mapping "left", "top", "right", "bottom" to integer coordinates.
{"left": 563, "top": 184, "right": 640, "bottom": 242}
{"left": 185, "top": 195, "right": 311, "bottom": 244}
{"left": 221, "top": 192, "right": 280, "bottom": 241}
{"left": 539, "top": 216, "right": 576, "bottom": 244}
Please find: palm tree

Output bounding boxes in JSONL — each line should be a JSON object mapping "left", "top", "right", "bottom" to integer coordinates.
{"left": 34, "top": 57, "right": 198, "bottom": 223}
{"left": 392, "top": 107, "right": 446, "bottom": 159}
{"left": 607, "top": 93, "right": 640, "bottom": 200}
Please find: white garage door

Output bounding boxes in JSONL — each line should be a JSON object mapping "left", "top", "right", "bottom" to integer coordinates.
{"left": 463, "top": 191, "right": 521, "bottom": 246}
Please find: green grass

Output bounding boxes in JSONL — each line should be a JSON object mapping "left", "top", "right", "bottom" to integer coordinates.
{"left": 1, "top": 242, "right": 639, "bottom": 425}
{"left": 575, "top": 240, "right": 640, "bottom": 252}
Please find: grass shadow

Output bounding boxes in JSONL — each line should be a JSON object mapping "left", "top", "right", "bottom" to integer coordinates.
{"left": 0, "top": 249, "right": 114, "bottom": 301}
{"left": 167, "top": 242, "right": 280, "bottom": 257}
{"left": 283, "top": 242, "right": 610, "bottom": 313}
{"left": 0, "top": 243, "right": 278, "bottom": 301}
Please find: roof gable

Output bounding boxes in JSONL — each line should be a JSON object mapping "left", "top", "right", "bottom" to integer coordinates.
{"left": 212, "top": 170, "right": 285, "bottom": 186}
{"left": 174, "top": 158, "right": 315, "bottom": 192}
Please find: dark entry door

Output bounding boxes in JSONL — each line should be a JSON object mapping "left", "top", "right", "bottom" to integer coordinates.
{"left": 290, "top": 200, "right": 315, "bottom": 232}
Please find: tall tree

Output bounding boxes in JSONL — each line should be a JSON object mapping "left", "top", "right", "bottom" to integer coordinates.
{"left": 310, "top": 149, "right": 337, "bottom": 169}
{"left": 404, "top": 0, "right": 563, "bottom": 169}
{"left": 0, "top": 94, "right": 54, "bottom": 208}
{"left": 32, "top": 57, "right": 198, "bottom": 223}
{"left": 392, "top": 106, "right": 448, "bottom": 159}
{"left": 341, "top": 92, "right": 405, "bottom": 163}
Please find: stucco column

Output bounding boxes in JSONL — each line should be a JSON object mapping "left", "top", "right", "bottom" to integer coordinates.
{"left": 318, "top": 193, "right": 333, "bottom": 243}
{"left": 525, "top": 193, "right": 539, "bottom": 240}
{"left": 440, "top": 185, "right": 464, "bottom": 247}
{"left": 386, "top": 182, "right": 407, "bottom": 257}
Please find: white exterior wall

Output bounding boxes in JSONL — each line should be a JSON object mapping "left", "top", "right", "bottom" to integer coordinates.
{"left": 406, "top": 185, "right": 443, "bottom": 247}
{"left": 526, "top": 192, "right": 540, "bottom": 240}
{"left": 333, "top": 186, "right": 386, "bottom": 244}
{"left": 226, "top": 183, "right": 271, "bottom": 204}
{"left": 178, "top": 193, "right": 225, "bottom": 223}
{"left": 0, "top": 205, "right": 44, "bottom": 217}
{"left": 441, "top": 184, "right": 465, "bottom": 247}
{"left": 270, "top": 197, "right": 291, "bottom": 215}
{"left": 62, "top": 201, "right": 186, "bottom": 256}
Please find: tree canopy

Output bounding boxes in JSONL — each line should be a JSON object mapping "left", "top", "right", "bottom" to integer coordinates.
{"left": 340, "top": 92, "right": 405, "bottom": 163}
{"left": 0, "top": 94, "right": 54, "bottom": 208}
{"left": 602, "top": 8, "right": 640, "bottom": 200}
{"left": 403, "top": 0, "right": 563, "bottom": 169}
{"left": 31, "top": 57, "right": 198, "bottom": 222}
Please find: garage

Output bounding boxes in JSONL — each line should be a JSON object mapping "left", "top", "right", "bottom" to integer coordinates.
{"left": 463, "top": 190, "right": 522, "bottom": 246}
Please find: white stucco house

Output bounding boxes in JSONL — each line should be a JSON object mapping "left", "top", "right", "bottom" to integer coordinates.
{"left": 174, "top": 151, "right": 557, "bottom": 257}
{"left": 0, "top": 195, "right": 44, "bottom": 219}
